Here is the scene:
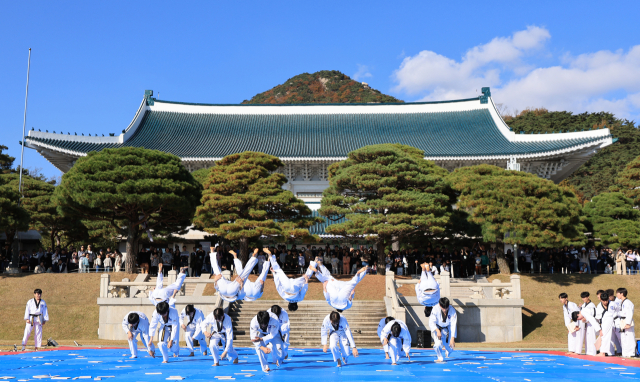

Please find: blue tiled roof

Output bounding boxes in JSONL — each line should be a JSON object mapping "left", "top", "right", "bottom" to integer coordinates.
{"left": 27, "top": 109, "right": 607, "bottom": 158}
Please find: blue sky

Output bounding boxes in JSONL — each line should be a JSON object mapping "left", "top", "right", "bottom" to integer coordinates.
{"left": 2, "top": 1, "right": 639, "bottom": 179}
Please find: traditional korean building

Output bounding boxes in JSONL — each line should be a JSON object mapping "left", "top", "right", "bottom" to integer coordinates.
{"left": 25, "top": 88, "right": 614, "bottom": 208}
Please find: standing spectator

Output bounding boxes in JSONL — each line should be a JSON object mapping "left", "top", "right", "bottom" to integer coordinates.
{"left": 481, "top": 251, "right": 490, "bottom": 275}
{"left": 69, "top": 251, "right": 79, "bottom": 273}
{"left": 297, "top": 252, "right": 305, "bottom": 274}
{"left": 579, "top": 247, "right": 590, "bottom": 274}
{"left": 77, "top": 245, "right": 86, "bottom": 260}
{"left": 162, "top": 249, "right": 172, "bottom": 276}
{"left": 95, "top": 250, "right": 104, "bottom": 273}
{"left": 137, "top": 247, "right": 150, "bottom": 274}
{"left": 58, "top": 249, "right": 68, "bottom": 273}
{"left": 331, "top": 254, "right": 339, "bottom": 275}
{"left": 188, "top": 247, "right": 197, "bottom": 277}
{"left": 196, "top": 245, "right": 206, "bottom": 275}
{"left": 615, "top": 248, "right": 626, "bottom": 275}
{"left": 588, "top": 246, "right": 598, "bottom": 274}
{"left": 180, "top": 245, "right": 190, "bottom": 269}
{"left": 86, "top": 245, "right": 95, "bottom": 271}
{"left": 50, "top": 250, "right": 59, "bottom": 273}
{"left": 114, "top": 250, "right": 123, "bottom": 272}
{"left": 150, "top": 252, "right": 159, "bottom": 276}
{"left": 103, "top": 251, "right": 112, "bottom": 272}
{"left": 279, "top": 247, "right": 287, "bottom": 267}
{"left": 625, "top": 249, "right": 636, "bottom": 275}
{"left": 257, "top": 250, "right": 266, "bottom": 275}
{"left": 342, "top": 251, "right": 351, "bottom": 275}
{"left": 80, "top": 253, "right": 89, "bottom": 273}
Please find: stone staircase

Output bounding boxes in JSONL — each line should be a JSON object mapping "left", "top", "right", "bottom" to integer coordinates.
{"left": 228, "top": 300, "right": 387, "bottom": 348}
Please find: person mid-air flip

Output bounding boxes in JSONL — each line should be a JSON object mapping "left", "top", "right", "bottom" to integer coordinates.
{"left": 268, "top": 249, "right": 317, "bottom": 312}
{"left": 313, "top": 251, "right": 368, "bottom": 312}
{"left": 415, "top": 263, "right": 441, "bottom": 318}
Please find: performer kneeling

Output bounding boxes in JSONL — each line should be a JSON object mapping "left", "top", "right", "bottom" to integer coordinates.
{"left": 122, "top": 312, "right": 151, "bottom": 358}
{"left": 250, "top": 311, "right": 284, "bottom": 372}
{"left": 22, "top": 288, "right": 49, "bottom": 351}
{"left": 429, "top": 297, "right": 456, "bottom": 363}
{"left": 267, "top": 305, "right": 290, "bottom": 359}
{"left": 180, "top": 304, "right": 207, "bottom": 357}
{"left": 149, "top": 301, "right": 180, "bottom": 363}
{"left": 199, "top": 308, "right": 238, "bottom": 366}
{"left": 378, "top": 317, "right": 395, "bottom": 359}
{"left": 321, "top": 311, "right": 358, "bottom": 367}
{"left": 381, "top": 320, "right": 411, "bottom": 365}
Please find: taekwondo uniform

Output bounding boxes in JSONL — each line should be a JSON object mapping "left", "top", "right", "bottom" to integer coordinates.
{"left": 149, "top": 307, "right": 180, "bottom": 362}
{"left": 148, "top": 270, "right": 187, "bottom": 308}
{"left": 267, "top": 308, "right": 290, "bottom": 358}
{"left": 380, "top": 319, "right": 411, "bottom": 364}
{"left": 122, "top": 311, "right": 151, "bottom": 358}
{"left": 210, "top": 250, "right": 258, "bottom": 302}
{"left": 618, "top": 298, "right": 635, "bottom": 357}
{"left": 378, "top": 318, "right": 390, "bottom": 354}
{"left": 562, "top": 301, "right": 583, "bottom": 353}
{"left": 315, "top": 263, "right": 367, "bottom": 311}
{"left": 579, "top": 304, "right": 601, "bottom": 356}
{"left": 250, "top": 314, "right": 284, "bottom": 371}
{"left": 269, "top": 255, "right": 315, "bottom": 304}
{"left": 197, "top": 312, "right": 237, "bottom": 364}
{"left": 179, "top": 307, "right": 207, "bottom": 354}
{"left": 598, "top": 300, "right": 620, "bottom": 356}
{"left": 321, "top": 314, "right": 356, "bottom": 365}
{"left": 22, "top": 298, "right": 49, "bottom": 349}
{"left": 429, "top": 306, "right": 457, "bottom": 361}
{"left": 241, "top": 258, "right": 270, "bottom": 301}
{"left": 415, "top": 268, "right": 441, "bottom": 309}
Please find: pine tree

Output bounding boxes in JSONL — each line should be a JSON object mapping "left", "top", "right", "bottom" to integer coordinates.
{"left": 613, "top": 155, "right": 640, "bottom": 207}
{"left": 448, "top": 164, "right": 586, "bottom": 274}
{"left": 319, "top": 144, "right": 453, "bottom": 275}
{"left": 53, "top": 147, "right": 202, "bottom": 272}
{"left": 193, "top": 151, "right": 321, "bottom": 264}
{"left": 583, "top": 192, "right": 640, "bottom": 248}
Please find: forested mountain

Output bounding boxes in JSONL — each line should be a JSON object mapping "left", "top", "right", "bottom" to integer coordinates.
{"left": 503, "top": 109, "right": 640, "bottom": 200}
{"left": 242, "top": 70, "right": 403, "bottom": 104}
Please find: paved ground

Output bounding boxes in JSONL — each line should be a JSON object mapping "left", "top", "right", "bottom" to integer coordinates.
{"left": 1, "top": 346, "right": 640, "bottom": 381}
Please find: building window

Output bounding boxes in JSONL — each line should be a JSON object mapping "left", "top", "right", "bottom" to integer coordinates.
{"left": 297, "top": 192, "right": 323, "bottom": 198}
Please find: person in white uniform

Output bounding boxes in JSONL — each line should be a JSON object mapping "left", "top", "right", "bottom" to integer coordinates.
{"left": 242, "top": 249, "right": 271, "bottom": 301}
{"left": 198, "top": 308, "right": 238, "bottom": 366}
{"left": 180, "top": 304, "right": 207, "bottom": 356}
{"left": 21, "top": 289, "right": 49, "bottom": 351}
{"left": 148, "top": 263, "right": 188, "bottom": 308}
{"left": 596, "top": 292, "right": 620, "bottom": 357}
{"left": 210, "top": 246, "right": 258, "bottom": 302}
{"left": 559, "top": 292, "right": 583, "bottom": 354}
{"left": 616, "top": 287, "right": 635, "bottom": 357}
{"left": 579, "top": 291, "right": 598, "bottom": 356}
{"left": 149, "top": 302, "right": 180, "bottom": 363}
{"left": 415, "top": 263, "right": 441, "bottom": 318}
{"left": 313, "top": 256, "right": 368, "bottom": 312}
{"left": 250, "top": 311, "right": 284, "bottom": 372}
{"left": 321, "top": 311, "right": 358, "bottom": 367}
{"left": 122, "top": 312, "right": 151, "bottom": 358}
{"left": 269, "top": 252, "right": 317, "bottom": 312}
{"left": 378, "top": 316, "right": 395, "bottom": 359}
{"left": 429, "top": 297, "right": 456, "bottom": 363}
{"left": 380, "top": 319, "right": 411, "bottom": 365}
{"left": 605, "top": 289, "right": 622, "bottom": 354}
{"left": 267, "top": 305, "right": 290, "bottom": 359}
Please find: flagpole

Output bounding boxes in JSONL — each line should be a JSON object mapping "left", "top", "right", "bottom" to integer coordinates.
{"left": 19, "top": 48, "right": 31, "bottom": 196}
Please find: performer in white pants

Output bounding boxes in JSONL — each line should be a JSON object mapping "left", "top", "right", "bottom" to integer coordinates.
{"left": 596, "top": 292, "right": 620, "bottom": 357}
{"left": 180, "top": 304, "right": 207, "bottom": 356}
{"left": 321, "top": 311, "right": 358, "bottom": 367}
{"left": 122, "top": 312, "right": 151, "bottom": 358}
{"left": 269, "top": 253, "right": 316, "bottom": 312}
{"left": 22, "top": 289, "right": 49, "bottom": 351}
{"left": 378, "top": 317, "right": 395, "bottom": 359}
{"left": 607, "top": 289, "right": 622, "bottom": 355}
{"left": 579, "top": 292, "right": 598, "bottom": 356}
{"left": 198, "top": 308, "right": 238, "bottom": 366}
{"left": 616, "top": 288, "right": 635, "bottom": 357}
{"left": 314, "top": 257, "right": 368, "bottom": 312}
{"left": 559, "top": 292, "right": 583, "bottom": 354}
{"left": 149, "top": 263, "right": 188, "bottom": 308}
{"left": 250, "top": 311, "right": 284, "bottom": 372}
{"left": 415, "top": 263, "right": 441, "bottom": 318}
{"left": 380, "top": 320, "right": 411, "bottom": 365}
{"left": 429, "top": 297, "right": 457, "bottom": 363}
{"left": 267, "top": 305, "right": 290, "bottom": 359}
{"left": 240, "top": 249, "right": 271, "bottom": 301}
{"left": 210, "top": 246, "right": 258, "bottom": 303}
{"left": 149, "top": 302, "right": 180, "bottom": 363}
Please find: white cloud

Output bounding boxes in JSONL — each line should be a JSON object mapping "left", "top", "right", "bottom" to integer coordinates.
{"left": 392, "top": 26, "right": 640, "bottom": 121}
{"left": 353, "top": 64, "right": 372, "bottom": 81}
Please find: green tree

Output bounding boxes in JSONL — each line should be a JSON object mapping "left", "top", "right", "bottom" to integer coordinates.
{"left": 0, "top": 173, "right": 30, "bottom": 266}
{"left": 613, "top": 155, "right": 640, "bottom": 207}
{"left": 319, "top": 144, "right": 453, "bottom": 275}
{"left": 448, "top": 164, "right": 586, "bottom": 274}
{"left": 53, "top": 147, "right": 202, "bottom": 272}
{"left": 193, "top": 151, "right": 321, "bottom": 263}
{"left": 191, "top": 168, "right": 211, "bottom": 186}
{"left": 583, "top": 192, "right": 640, "bottom": 248}
{"left": 0, "top": 145, "right": 15, "bottom": 174}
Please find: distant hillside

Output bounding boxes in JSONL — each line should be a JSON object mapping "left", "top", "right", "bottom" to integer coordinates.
{"left": 503, "top": 109, "right": 640, "bottom": 200}
{"left": 242, "top": 70, "right": 403, "bottom": 104}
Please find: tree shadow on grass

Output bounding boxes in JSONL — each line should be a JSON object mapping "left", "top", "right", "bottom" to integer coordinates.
{"left": 522, "top": 307, "right": 547, "bottom": 338}
{"left": 525, "top": 273, "right": 611, "bottom": 287}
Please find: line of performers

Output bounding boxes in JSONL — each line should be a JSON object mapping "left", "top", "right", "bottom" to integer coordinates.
{"left": 560, "top": 288, "right": 635, "bottom": 357}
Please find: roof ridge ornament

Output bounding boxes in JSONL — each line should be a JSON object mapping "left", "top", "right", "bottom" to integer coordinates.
{"left": 479, "top": 87, "right": 491, "bottom": 104}
{"left": 144, "top": 90, "right": 154, "bottom": 106}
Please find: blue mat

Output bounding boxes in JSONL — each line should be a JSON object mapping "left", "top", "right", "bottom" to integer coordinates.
{"left": 1, "top": 348, "right": 639, "bottom": 381}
